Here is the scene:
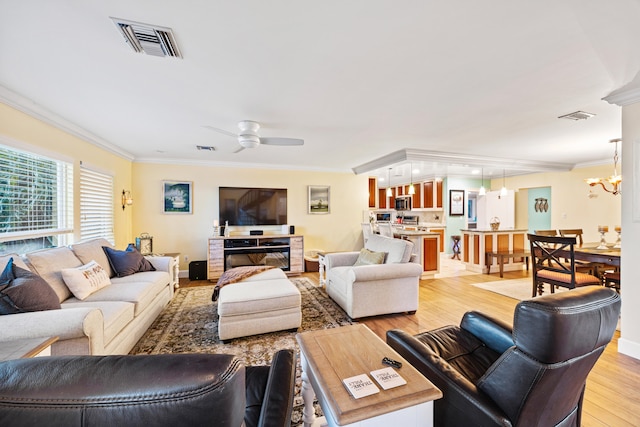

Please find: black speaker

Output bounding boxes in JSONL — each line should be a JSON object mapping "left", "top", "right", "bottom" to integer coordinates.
{"left": 289, "top": 225, "right": 295, "bottom": 234}
{"left": 219, "top": 226, "right": 225, "bottom": 236}
{"left": 250, "top": 230, "right": 263, "bottom": 235}
{"left": 189, "top": 261, "right": 207, "bottom": 281}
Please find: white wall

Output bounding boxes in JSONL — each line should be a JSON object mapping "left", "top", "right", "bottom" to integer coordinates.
{"left": 619, "top": 102, "right": 640, "bottom": 360}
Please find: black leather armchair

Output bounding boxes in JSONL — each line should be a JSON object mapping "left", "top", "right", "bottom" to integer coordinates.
{"left": 387, "top": 286, "right": 620, "bottom": 427}
{"left": 0, "top": 349, "right": 296, "bottom": 427}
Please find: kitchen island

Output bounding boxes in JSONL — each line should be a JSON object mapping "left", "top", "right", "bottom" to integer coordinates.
{"left": 461, "top": 228, "right": 528, "bottom": 275}
{"left": 394, "top": 229, "right": 441, "bottom": 278}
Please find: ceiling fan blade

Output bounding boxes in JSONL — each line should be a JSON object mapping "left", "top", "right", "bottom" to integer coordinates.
{"left": 203, "top": 125, "right": 236, "bottom": 138}
{"left": 260, "top": 137, "right": 304, "bottom": 146}
{"left": 233, "top": 146, "right": 245, "bottom": 153}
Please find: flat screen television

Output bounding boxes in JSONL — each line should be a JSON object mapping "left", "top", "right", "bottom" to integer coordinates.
{"left": 219, "top": 187, "right": 287, "bottom": 226}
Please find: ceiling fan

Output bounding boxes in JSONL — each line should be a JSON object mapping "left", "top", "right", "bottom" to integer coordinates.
{"left": 205, "top": 120, "right": 304, "bottom": 153}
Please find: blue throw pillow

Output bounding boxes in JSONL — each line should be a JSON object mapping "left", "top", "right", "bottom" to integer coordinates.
{"left": 102, "top": 246, "right": 156, "bottom": 278}
{"left": 0, "top": 258, "right": 61, "bottom": 315}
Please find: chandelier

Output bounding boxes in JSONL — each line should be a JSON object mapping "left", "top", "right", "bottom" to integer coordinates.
{"left": 585, "top": 138, "right": 622, "bottom": 195}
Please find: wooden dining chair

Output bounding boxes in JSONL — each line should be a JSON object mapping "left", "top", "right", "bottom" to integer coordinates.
{"left": 602, "top": 271, "right": 621, "bottom": 293}
{"left": 528, "top": 234, "right": 601, "bottom": 297}
{"left": 558, "top": 228, "right": 600, "bottom": 275}
{"left": 534, "top": 229, "right": 558, "bottom": 237}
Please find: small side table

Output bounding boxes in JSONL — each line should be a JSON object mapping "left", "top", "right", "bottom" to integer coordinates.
{"left": 0, "top": 336, "right": 59, "bottom": 362}
{"left": 161, "top": 252, "right": 181, "bottom": 289}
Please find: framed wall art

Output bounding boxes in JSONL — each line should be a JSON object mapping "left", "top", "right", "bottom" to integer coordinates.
{"left": 308, "top": 185, "right": 330, "bottom": 214}
{"left": 449, "top": 189, "right": 465, "bottom": 216}
{"left": 163, "top": 180, "right": 193, "bottom": 214}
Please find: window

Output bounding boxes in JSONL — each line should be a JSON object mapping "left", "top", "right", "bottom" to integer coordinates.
{"left": 80, "top": 164, "right": 114, "bottom": 244}
{"left": 0, "top": 144, "right": 73, "bottom": 254}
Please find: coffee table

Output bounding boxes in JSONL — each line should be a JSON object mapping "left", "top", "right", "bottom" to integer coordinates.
{"left": 296, "top": 324, "right": 442, "bottom": 426}
{"left": 0, "top": 336, "right": 58, "bottom": 362}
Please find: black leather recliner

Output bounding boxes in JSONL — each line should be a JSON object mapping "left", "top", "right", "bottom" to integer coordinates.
{"left": 0, "top": 349, "right": 296, "bottom": 427}
{"left": 387, "top": 286, "right": 620, "bottom": 427}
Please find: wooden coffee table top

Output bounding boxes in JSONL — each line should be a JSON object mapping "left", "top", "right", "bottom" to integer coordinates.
{"left": 0, "top": 336, "right": 58, "bottom": 361}
{"left": 297, "top": 324, "right": 442, "bottom": 425}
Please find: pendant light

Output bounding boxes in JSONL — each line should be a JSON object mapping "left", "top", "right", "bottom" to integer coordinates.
{"left": 479, "top": 168, "right": 486, "bottom": 196}
{"left": 585, "top": 138, "right": 622, "bottom": 195}
{"left": 386, "top": 168, "right": 393, "bottom": 197}
{"left": 499, "top": 169, "right": 508, "bottom": 197}
{"left": 408, "top": 163, "right": 415, "bottom": 195}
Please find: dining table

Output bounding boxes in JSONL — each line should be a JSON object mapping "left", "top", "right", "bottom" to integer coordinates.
{"left": 571, "top": 243, "right": 621, "bottom": 267}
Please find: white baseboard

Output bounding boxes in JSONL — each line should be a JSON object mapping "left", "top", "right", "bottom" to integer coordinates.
{"left": 618, "top": 338, "right": 640, "bottom": 361}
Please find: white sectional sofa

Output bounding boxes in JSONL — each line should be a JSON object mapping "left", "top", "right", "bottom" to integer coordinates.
{"left": 0, "top": 238, "right": 173, "bottom": 355}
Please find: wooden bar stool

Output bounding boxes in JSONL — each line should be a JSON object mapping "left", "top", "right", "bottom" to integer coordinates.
{"left": 451, "top": 235, "right": 461, "bottom": 260}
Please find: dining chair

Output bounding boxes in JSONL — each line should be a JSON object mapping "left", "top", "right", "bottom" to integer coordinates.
{"left": 602, "top": 271, "right": 620, "bottom": 293}
{"left": 378, "top": 222, "right": 394, "bottom": 238}
{"left": 528, "top": 233, "right": 601, "bottom": 297}
{"left": 558, "top": 228, "right": 601, "bottom": 275}
{"left": 361, "top": 222, "right": 373, "bottom": 244}
{"left": 534, "top": 229, "right": 557, "bottom": 236}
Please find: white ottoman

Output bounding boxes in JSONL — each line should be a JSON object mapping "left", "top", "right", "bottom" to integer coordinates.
{"left": 217, "top": 268, "right": 302, "bottom": 341}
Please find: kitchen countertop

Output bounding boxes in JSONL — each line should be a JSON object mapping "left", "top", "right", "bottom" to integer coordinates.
{"left": 460, "top": 228, "right": 528, "bottom": 233}
{"left": 394, "top": 230, "right": 441, "bottom": 236}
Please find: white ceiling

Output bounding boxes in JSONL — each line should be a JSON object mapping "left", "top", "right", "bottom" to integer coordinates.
{"left": 1, "top": 1, "right": 639, "bottom": 180}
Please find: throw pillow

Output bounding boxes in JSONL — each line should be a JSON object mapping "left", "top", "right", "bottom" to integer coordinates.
{"left": 61, "top": 260, "right": 112, "bottom": 300}
{"left": 0, "top": 258, "right": 61, "bottom": 315}
{"left": 102, "top": 246, "right": 156, "bottom": 278}
{"left": 353, "top": 248, "right": 386, "bottom": 266}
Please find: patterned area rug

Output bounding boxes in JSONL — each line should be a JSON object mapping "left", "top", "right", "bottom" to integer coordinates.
{"left": 130, "top": 277, "right": 353, "bottom": 426}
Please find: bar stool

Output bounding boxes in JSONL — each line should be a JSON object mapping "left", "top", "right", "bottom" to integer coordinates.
{"left": 451, "top": 235, "right": 461, "bottom": 260}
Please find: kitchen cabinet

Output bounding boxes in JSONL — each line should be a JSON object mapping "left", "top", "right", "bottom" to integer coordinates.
{"left": 422, "top": 180, "right": 443, "bottom": 209}
{"left": 368, "top": 177, "right": 377, "bottom": 208}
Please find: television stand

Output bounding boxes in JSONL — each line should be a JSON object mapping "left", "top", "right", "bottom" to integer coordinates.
{"left": 207, "top": 235, "right": 304, "bottom": 281}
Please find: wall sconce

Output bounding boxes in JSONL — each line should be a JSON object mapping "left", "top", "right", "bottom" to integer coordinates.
{"left": 121, "top": 190, "right": 133, "bottom": 210}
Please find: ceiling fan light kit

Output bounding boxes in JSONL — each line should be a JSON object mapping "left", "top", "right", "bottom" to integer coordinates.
{"left": 205, "top": 120, "right": 304, "bottom": 152}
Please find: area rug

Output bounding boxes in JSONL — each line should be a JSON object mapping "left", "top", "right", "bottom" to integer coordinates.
{"left": 130, "top": 277, "right": 352, "bottom": 426}
{"left": 471, "top": 278, "right": 566, "bottom": 300}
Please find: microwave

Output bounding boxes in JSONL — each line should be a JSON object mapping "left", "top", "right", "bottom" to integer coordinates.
{"left": 395, "top": 196, "right": 412, "bottom": 211}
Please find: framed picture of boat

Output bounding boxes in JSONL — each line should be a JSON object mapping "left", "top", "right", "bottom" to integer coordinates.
{"left": 163, "top": 181, "right": 192, "bottom": 214}
{"left": 308, "top": 185, "right": 330, "bottom": 214}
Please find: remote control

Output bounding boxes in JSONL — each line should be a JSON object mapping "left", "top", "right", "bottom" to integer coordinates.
{"left": 382, "top": 357, "right": 402, "bottom": 369}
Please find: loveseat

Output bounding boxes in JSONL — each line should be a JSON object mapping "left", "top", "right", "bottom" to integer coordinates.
{"left": 0, "top": 349, "right": 297, "bottom": 427}
{"left": 0, "top": 238, "right": 174, "bottom": 356}
{"left": 324, "top": 234, "right": 422, "bottom": 319}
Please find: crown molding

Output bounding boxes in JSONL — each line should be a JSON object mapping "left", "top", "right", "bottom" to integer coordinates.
{"left": 351, "top": 148, "right": 575, "bottom": 175}
{"left": 0, "top": 85, "right": 135, "bottom": 161}
{"left": 603, "top": 71, "right": 640, "bottom": 106}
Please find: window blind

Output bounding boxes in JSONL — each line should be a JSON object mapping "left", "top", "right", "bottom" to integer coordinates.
{"left": 0, "top": 144, "right": 73, "bottom": 243}
{"left": 80, "top": 165, "right": 114, "bottom": 244}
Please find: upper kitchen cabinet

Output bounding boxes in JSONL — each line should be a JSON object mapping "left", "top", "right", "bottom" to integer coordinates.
{"left": 422, "top": 179, "right": 443, "bottom": 210}
{"left": 368, "top": 177, "right": 377, "bottom": 208}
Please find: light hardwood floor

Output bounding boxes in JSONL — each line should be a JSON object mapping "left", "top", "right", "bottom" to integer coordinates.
{"left": 182, "top": 268, "right": 640, "bottom": 426}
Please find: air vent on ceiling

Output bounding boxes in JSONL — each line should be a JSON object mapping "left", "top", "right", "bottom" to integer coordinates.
{"left": 197, "top": 145, "right": 216, "bottom": 151}
{"left": 558, "top": 111, "right": 595, "bottom": 121}
{"left": 111, "top": 17, "right": 182, "bottom": 58}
